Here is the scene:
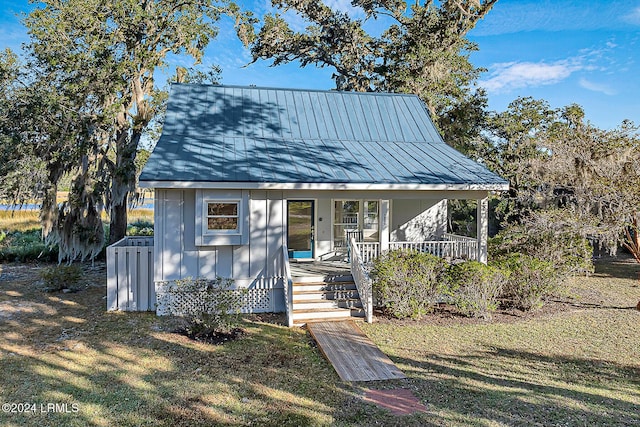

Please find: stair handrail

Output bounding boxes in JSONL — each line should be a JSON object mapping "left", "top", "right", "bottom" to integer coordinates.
{"left": 282, "top": 244, "right": 294, "bottom": 327}
{"left": 349, "top": 236, "right": 373, "bottom": 323}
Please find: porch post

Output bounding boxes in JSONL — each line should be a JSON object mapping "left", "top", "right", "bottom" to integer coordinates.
{"left": 380, "top": 199, "right": 390, "bottom": 253}
{"left": 476, "top": 197, "right": 488, "bottom": 264}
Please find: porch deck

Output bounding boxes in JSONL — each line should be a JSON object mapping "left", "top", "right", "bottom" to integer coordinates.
{"left": 290, "top": 256, "right": 351, "bottom": 278}
{"left": 307, "top": 320, "right": 406, "bottom": 382}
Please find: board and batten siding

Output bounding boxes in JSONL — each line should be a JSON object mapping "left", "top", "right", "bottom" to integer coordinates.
{"left": 154, "top": 188, "right": 286, "bottom": 313}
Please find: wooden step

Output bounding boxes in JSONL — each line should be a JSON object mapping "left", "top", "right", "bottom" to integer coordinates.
{"left": 293, "top": 309, "right": 365, "bottom": 326}
{"left": 292, "top": 299, "right": 363, "bottom": 310}
{"left": 292, "top": 289, "right": 360, "bottom": 301}
{"left": 292, "top": 275, "right": 354, "bottom": 284}
{"left": 292, "top": 282, "right": 357, "bottom": 292}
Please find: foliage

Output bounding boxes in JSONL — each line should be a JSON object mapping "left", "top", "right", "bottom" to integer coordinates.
{"left": 371, "top": 250, "right": 449, "bottom": 319}
{"left": 158, "top": 277, "right": 246, "bottom": 338}
{"left": 494, "top": 253, "right": 558, "bottom": 311}
{"left": 38, "top": 264, "right": 82, "bottom": 292}
{"left": 0, "top": 229, "right": 58, "bottom": 262}
{"left": 489, "top": 213, "right": 594, "bottom": 277}
{"left": 480, "top": 97, "right": 640, "bottom": 260}
{"left": 448, "top": 260, "right": 505, "bottom": 319}
{"left": 126, "top": 219, "right": 154, "bottom": 236}
{"left": 1, "top": 1, "right": 224, "bottom": 261}
{"left": 237, "top": 0, "right": 497, "bottom": 152}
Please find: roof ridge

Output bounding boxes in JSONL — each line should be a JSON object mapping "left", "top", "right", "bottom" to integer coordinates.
{"left": 171, "top": 83, "right": 419, "bottom": 98}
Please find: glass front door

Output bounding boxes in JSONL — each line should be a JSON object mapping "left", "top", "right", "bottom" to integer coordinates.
{"left": 287, "top": 200, "right": 314, "bottom": 259}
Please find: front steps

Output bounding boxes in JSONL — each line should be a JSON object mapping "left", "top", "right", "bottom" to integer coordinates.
{"left": 291, "top": 275, "right": 364, "bottom": 326}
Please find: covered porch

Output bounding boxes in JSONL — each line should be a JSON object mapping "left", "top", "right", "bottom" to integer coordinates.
{"left": 282, "top": 190, "right": 491, "bottom": 327}
{"left": 285, "top": 191, "right": 490, "bottom": 266}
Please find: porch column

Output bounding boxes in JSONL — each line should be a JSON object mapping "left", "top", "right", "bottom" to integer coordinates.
{"left": 476, "top": 197, "right": 488, "bottom": 264}
{"left": 380, "top": 199, "right": 390, "bottom": 253}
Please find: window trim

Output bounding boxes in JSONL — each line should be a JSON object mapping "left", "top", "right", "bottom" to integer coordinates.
{"left": 204, "top": 200, "right": 241, "bottom": 235}
{"left": 195, "top": 190, "right": 249, "bottom": 246}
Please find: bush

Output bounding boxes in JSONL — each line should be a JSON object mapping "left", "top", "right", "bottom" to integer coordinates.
{"left": 489, "top": 220, "right": 593, "bottom": 276}
{"left": 126, "top": 219, "right": 153, "bottom": 236}
{"left": 448, "top": 261, "right": 506, "bottom": 319}
{"left": 495, "top": 253, "right": 559, "bottom": 311}
{"left": 371, "top": 250, "right": 449, "bottom": 319}
{"left": 39, "top": 264, "right": 83, "bottom": 292}
{"left": 157, "top": 277, "right": 246, "bottom": 339}
{"left": 0, "top": 229, "right": 58, "bottom": 262}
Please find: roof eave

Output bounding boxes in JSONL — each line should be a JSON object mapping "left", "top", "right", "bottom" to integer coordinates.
{"left": 138, "top": 180, "right": 510, "bottom": 192}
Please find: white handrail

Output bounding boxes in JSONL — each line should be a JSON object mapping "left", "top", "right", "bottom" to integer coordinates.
{"left": 353, "top": 236, "right": 478, "bottom": 263}
{"left": 349, "top": 237, "right": 373, "bottom": 323}
{"left": 282, "top": 244, "right": 294, "bottom": 327}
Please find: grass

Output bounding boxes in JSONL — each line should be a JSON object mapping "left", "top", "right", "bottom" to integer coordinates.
{"left": 0, "top": 209, "right": 154, "bottom": 233}
{"left": 0, "top": 258, "right": 639, "bottom": 426}
{"left": 0, "top": 208, "right": 154, "bottom": 261}
{"left": 0, "top": 210, "right": 41, "bottom": 232}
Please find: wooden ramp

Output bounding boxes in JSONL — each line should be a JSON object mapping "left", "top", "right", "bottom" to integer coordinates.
{"left": 307, "top": 321, "right": 407, "bottom": 382}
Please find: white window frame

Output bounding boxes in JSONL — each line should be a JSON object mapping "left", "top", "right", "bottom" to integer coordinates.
{"left": 196, "top": 190, "right": 249, "bottom": 246}
{"left": 203, "top": 200, "right": 241, "bottom": 235}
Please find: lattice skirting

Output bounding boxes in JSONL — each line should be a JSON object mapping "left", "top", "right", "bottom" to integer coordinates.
{"left": 156, "top": 287, "right": 274, "bottom": 316}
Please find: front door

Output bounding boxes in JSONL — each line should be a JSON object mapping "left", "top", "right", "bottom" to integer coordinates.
{"left": 287, "top": 200, "right": 314, "bottom": 259}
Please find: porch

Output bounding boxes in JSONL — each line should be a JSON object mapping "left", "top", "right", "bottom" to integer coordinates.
{"left": 283, "top": 233, "right": 479, "bottom": 326}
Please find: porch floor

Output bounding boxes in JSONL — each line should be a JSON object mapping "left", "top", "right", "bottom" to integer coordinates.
{"left": 290, "top": 255, "right": 351, "bottom": 278}
{"left": 306, "top": 320, "right": 406, "bottom": 382}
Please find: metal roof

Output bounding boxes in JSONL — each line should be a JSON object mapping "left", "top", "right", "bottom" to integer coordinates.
{"left": 140, "top": 84, "right": 508, "bottom": 189}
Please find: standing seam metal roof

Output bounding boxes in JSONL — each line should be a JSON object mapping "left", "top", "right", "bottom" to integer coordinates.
{"left": 140, "top": 84, "right": 508, "bottom": 187}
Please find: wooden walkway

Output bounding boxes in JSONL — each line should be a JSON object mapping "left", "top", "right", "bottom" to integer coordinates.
{"left": 307, "top": 321, "right": 406, "bottom": 382}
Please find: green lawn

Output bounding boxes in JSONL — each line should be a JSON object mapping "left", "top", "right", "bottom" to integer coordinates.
{"left": 0, "top": 258, "right": 638, "bottom": 426}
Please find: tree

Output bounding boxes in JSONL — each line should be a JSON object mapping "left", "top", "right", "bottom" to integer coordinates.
{"left": 237, "top": 0, "right": 496, "bottom": 151}
{"left": 482, "top": 97, "right": 640, "bottom": 260}
{"left": 11, "top": 0, "right": 222, "bottom": 259}
{"left": 538, "top": 108, "right": 640, "bottom": 259}
{"left": 478, "top": 97, "right": 556, "bottom": 223}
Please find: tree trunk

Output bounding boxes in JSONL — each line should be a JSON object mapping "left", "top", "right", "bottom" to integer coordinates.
{"left": 108, "top": 197, "right": 128, "bottom": 245}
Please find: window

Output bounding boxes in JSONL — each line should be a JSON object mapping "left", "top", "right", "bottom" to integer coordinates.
{"left": 196, "top": 190, "right": 248, "bottom": 246}
{"left": 206, "top": 202, "right": 239, "bottom": 232}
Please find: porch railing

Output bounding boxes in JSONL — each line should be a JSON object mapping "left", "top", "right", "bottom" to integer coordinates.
{"left": 354, "top": 235, "right": 478, "bottom": 264}
{"left": 282, "top": 244, "right": 294, "bottom": 327}
{"left": 349, "top": 237, "right": 373, "bottom": 323}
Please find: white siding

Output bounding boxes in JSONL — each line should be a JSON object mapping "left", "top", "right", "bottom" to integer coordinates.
{"left": 391, "top": 199, "right": 447, "bottom": 242}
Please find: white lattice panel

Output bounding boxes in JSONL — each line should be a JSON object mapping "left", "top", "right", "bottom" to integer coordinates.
{"left": 156, "top": 287, "right": 273, "bottom": 315}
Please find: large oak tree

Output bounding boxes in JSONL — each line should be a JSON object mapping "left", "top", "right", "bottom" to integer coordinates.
{"left": 5, "top": 0, "right": 223, "bottom": 259}
{"left": 238, "top": 0, "right": 497, "bottom": 151}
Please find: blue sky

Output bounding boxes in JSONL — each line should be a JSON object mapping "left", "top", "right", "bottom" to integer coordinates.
{"left": 1, "top": 0, "right": 638, "bottom": 129}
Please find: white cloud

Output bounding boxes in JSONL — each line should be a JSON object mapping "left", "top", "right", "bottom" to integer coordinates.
{"left": 579, "top": 78, "right": 617, "bottom": 95}
{"left": 623, "top": 6, "right": 640, "bottom": 24}
{"left": 481, "top": 60, "right": 581, "bottom": 93}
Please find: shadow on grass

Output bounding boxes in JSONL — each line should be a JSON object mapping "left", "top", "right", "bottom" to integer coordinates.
{"left": 387, "top": 348, "right": 640, "bottom": 426}
{"left": 593, "top": 256, "right": 640, "bottom": 280}
{"left": 0, "top": 266, "right": 357, "bottom": 426}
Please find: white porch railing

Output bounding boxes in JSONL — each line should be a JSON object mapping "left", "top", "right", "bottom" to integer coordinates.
{"left": 354, "top": 235, "right": 478, "bottom": 264}
{"left": 349, "top": 237, "right": 373, "bottom": 323}
{"left": 282, "top": 244, "right": 294, "bottom": 327}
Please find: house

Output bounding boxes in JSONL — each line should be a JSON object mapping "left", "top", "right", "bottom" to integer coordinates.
{"left": 116, "top": 84, "right": 508, "bottom": 325}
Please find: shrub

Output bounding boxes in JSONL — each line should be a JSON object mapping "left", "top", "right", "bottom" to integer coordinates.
{"left": 126, "top": 219, "right": 153, "bottom": 236}
{"left": 39, "top": 264, "right": 82, "bottom": 292}
{"left": 489, "top": 219, "right": 593, "bottom": 276}
{"left": 495, "top": 253, "right": 559, "bottom": 311}
{"left": 157, "top": 277, "right": 246, "bottom": 339}
{"left": 448, "top": 261, "right": 506, "bottom": 319}
{"left": 371, "top": 250, "right": 449, "bottom": 319}
{"left": 0, "top": 229, "right": 58, "bottom": 262}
